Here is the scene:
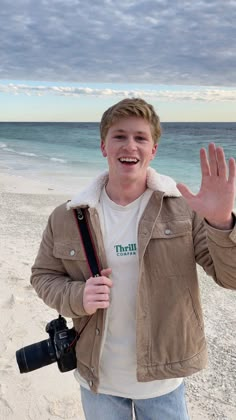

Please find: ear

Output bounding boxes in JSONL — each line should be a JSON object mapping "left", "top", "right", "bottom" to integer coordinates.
{"left": 151, "top": 144, "right": 158, "bottom": 160}
{"left": 101, "top": 139, "right": 107, "bottom": 157}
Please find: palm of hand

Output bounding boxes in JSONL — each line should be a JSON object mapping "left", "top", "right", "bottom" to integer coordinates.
{"left": 177, "top": 143, "right": 236, "bottom": 228}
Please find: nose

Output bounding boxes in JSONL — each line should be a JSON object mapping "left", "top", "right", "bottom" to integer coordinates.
{"left": 125, "top": 136, "right": 137, "bottom": 150}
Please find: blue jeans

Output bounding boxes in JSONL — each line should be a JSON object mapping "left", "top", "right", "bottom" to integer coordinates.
{"left": 80, "top": 382, "right": 189, "bottom": 420}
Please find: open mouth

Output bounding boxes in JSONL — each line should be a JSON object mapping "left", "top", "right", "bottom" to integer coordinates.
{"left": 118, "top": 157, "right": 139, "bottom": 165}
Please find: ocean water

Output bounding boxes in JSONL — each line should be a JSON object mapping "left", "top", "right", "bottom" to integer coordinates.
{"left": 0, "top": 122, "right": 235, "bottom": 196}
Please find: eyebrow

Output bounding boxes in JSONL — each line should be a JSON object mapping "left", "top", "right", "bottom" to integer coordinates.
{"left": 112, "top": 129, "right": 148, "bottom": 135}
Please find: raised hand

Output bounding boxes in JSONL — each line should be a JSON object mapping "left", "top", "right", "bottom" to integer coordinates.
{"left": 83, "top": 268, "right": 113, "bottom": 315}
{"left": 177, "top": 143, "right": 236, "bottom": 229}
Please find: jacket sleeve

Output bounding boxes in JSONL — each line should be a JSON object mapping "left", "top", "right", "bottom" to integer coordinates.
{"left": 30, "top": 211, "right": 88, "bottom": 318}
{"left": 193, "top": 211, "right": 236, "bottom": 289}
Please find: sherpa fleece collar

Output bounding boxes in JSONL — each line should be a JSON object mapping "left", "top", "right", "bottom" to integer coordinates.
{"left": 67, "top": 167, "right": 181, "bottom": 210}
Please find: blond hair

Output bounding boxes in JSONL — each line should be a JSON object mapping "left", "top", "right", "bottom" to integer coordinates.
{"left": 100, "top": 98, "right": 161, "bottom": 144}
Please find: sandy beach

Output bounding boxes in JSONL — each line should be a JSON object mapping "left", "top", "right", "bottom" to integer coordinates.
{"left": 0, "top": 172, "right": 235, "bottom": 420}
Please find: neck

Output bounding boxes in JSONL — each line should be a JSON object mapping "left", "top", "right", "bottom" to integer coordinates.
{"left": 105, "top": 178, "right": 147, "bottom": 206}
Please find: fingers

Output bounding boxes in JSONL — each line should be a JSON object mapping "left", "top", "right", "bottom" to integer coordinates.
{"left": 83, "top": 268, "right": 113, "bottom": 315}
{"left": 208, "top": 143, "right": 219, "bottom": 176}
{"left": 228, "top": 157, "right": 236, "bottom": 184}
{"left": 176, "top": 183, "right": 194, "bottom": 200}
{"left": 201, "top": 143, "right": 232, "bottom": 179}
{"left": 101, "top": 267, "right": 112, "bottom": 278}
{"left": 86, "top": 272, "right": 113, "bottom": 288}
{"left": 200, "top": 147, "right": 210, "bottom": 176}
{"left": 215, "top": 146, "right": 227, "bottom": 178}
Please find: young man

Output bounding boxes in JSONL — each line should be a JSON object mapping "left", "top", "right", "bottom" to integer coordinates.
{"left": 31, "top": 98, "right": 236, "bottom": 420}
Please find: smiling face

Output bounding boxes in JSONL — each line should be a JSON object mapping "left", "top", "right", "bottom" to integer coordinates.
{"left": 101, "top": 116, "right": 158, "bottom": 189}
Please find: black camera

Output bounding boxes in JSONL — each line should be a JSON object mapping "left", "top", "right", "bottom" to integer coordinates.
{"left": 16, "top": 315, "right": 78, "bottom": 373}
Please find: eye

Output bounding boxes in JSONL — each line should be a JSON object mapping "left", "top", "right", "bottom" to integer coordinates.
{"left": 136, "top": 136, "right": 146, "bottom": 141}
{"left": 114, "top": 135, "right": 126, "bottom": 140}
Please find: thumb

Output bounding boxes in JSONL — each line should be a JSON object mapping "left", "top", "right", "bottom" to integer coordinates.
{"left": 100, "top": 267, "right": 112, "bottom": 277}
{"left": 176, "top": 183, "right": 195, "bottom": 200}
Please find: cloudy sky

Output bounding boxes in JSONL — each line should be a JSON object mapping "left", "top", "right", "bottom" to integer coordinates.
{"left": 0, "top": 0, "right": 236, "bottom": 121}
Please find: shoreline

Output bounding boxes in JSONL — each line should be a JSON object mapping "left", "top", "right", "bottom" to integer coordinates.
{"left": 0, "top": 173, "right": 235, "bottom": 419}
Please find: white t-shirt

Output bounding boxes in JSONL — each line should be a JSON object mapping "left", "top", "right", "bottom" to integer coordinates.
{"left": 75, "top": 187, "right": 182, "bottom": 398}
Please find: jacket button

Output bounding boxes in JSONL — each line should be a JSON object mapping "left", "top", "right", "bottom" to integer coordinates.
{"left": 165, "top": 229, "right": 172, "bottom": 235}
{"left": 70, "top": 250, "right": 75, "bottom": 256}
{"left": 95, "top": 328, "right": 100, "bottom": 335}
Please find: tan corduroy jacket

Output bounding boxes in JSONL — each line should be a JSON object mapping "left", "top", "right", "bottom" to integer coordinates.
{"left": 31, "top": 168, "right": 236, "bottom": 393}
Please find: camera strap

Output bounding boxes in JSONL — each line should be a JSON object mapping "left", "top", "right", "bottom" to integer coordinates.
{"left": 73, "top": 208, "right": 101, "bottom": 277}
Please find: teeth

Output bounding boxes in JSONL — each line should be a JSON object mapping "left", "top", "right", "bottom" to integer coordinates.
{"left": 119, "top": 157, "right": 138, "bottom": 163}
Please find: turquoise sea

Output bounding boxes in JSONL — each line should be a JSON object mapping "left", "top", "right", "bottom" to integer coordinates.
{"left": 0, "top": 122, "right": 235, "bottom": 196}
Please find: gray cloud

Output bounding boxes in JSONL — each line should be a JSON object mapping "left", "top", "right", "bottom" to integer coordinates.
{"left": 0, "top": 0, "right": 236, "bottom": 85}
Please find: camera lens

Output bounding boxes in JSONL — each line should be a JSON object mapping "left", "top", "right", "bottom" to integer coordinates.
{"left": 16, "top": 338, "right": 57, "bottom": 373}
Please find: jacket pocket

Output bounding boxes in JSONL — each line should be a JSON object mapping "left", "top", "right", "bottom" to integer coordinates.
{"left": 53, "top": 241, "right": 90, "bottom": 280}
{"left": 148, "top": 285, "right": 205, "bottom": 365}
{"left": 53, "top": 241, "right": 86, "bottom": 261}
{"left": 151, "top": 219, "right": 192, "bottom": 239}
{"left": 147, "top": 220, "right": 195, "bottom": 277}
{"left": 187, "top": 288, "right": 204, "bottom": 329}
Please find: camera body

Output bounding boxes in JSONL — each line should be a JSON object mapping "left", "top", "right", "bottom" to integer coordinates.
{"left": 16, "top": 315, "right": 78, "bottom": 374}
